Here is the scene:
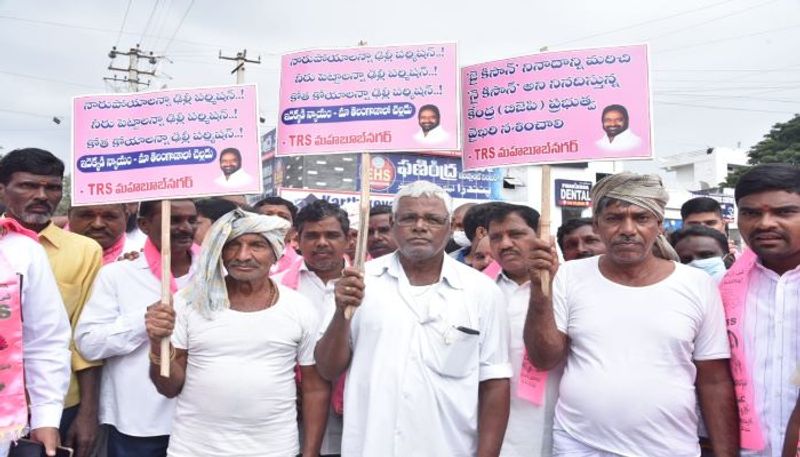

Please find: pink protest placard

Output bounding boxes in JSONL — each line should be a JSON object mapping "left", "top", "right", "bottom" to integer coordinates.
{"left": 71, "top": 84, "right": 261, "bottom": 205}
{"left": 461, "top": 44, "right": 652, "bottom": 170}
{"left": 278, "top": 43, "right": 459, "bottom": 155}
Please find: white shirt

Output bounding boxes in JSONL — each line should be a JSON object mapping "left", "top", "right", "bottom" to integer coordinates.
{"left": 552, "top": 256, "right": 730, "bottom": 457}
{"left": 342, "top": 253, "right": 512, "bottom": 457}
{"left": 413, "top": 125, "right": 450, "bottom": 144}
{"left": 75, "top": 255, "right": 197, "bottom": 436}
{"left": 214, "top": 168, "right": 253, "bottom": 187}
{"left": 124, "top": 228, "right": 147, "bottom": 252}
{"left": 497, "top": 273, "right": 561, "bottom": 457}
{"left": 742, "top": 261, "right": 800, "bottom": 457}
{"left": 273, "top": 261, "right": 342, "bottom": 455}
{"left": 0, "top": 233, "right": 71, "bottom": 430}
{"left": 595, "top": 128, "right": 642, "bottom": 152}
{"left": 166, "top": 285, "right": 318, "bottom": 457}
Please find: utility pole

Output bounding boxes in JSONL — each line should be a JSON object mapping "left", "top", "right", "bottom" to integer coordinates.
{"left": 219, "top": 49, "right": 261, "bottom": 84}
{"left": 104, "top": 44, "right": 160, "bottom": 92}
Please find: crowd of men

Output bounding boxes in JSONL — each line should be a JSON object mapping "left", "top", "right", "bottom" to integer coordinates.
{"left": 1, "top": 146, "right": 799, "bottom": 457}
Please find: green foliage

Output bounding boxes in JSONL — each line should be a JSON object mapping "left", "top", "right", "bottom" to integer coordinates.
{"left": 723, "top": 114, "right": 800, "bottom": 187}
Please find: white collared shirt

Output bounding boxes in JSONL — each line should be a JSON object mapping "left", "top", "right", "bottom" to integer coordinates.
{"left": 0, "top": 233, "right": 71, "bottom": 430}
{"left": 496, "top": 273, "right": 561, "bottom": 457}
{"left": 413, "top": 125, "right": 450, "bottom": 145}
{"left": 595, "top": 128, "right": 642, "bottom": 152}
{"left": 342, "top": 253, "right": 512, "bottom": 457}
{"left": 75, "top": 255, "right": 197, "bottom": 436}
{"left": 742, "top": 261, "right": 800, "bottom": 457}
{"left": 273, "top": 261, "right": 342, "bottom": 455}
{"left": 214, "top": 168, "right": 253, "bottom": 187}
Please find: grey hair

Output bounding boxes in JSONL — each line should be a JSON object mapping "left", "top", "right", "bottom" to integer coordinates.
{"left": 392, "top": 180, "right": 452, "bottom": 218}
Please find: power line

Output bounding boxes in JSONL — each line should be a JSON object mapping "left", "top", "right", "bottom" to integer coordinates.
{"left": 655, "top": 100, "right": 797, "bottom": 114}
{"left": 0, "top": 14, "right": 219, "bottom": 50}
{"left": 659, "top": 22, "right": 800, "bottom": 54}
{"left": 656, "top": 93, "right": 800, "bottom": 104}
{"left": 139, "top": 0, "right": 161, "bottom": 47}
{"left": 551, "top": 0, "right": 737, "bottom": 47}
{"left": 115, "top": 0, "right": 132, "bottom": 47}
{"left": 0, "top": 70, "right": 103, "bottom": 90}
{"left": 642, "top": 0, "right": 779, "bottom": 42}
{"left": 161, "top": 0, "right": 195, "bottom": 53}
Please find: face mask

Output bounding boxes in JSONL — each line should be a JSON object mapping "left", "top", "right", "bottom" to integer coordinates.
{"left": 688, "top": 257, "right": 727, "bottom": 282}
{"left": 452, "top": 230, "right": 471, "bottom": 248}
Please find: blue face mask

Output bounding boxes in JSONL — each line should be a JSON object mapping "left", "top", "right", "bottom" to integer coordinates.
{"left": 688, "top": 257, "right": 727, "bottom": 282}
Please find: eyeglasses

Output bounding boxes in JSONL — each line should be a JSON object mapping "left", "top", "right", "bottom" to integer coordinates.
{"left": 395, "top": 213, "right": 449, "bottom": 227}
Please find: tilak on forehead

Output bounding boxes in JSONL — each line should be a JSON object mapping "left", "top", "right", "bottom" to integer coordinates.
{"left": 590, "top": 172, "right": 680, "bottom": 262}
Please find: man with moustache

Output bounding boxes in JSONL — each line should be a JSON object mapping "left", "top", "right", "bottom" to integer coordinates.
{"left": 214, "top": 147, "right": 253, "bottom": 187}
{"left": 316, "top": 181, "right": 511, "bottom": 457}
{"left": 273, "top": 200, "right": 350, "bottom": 456}
{"left": 525, "top": 172, "right": 738, "bottom": 456}
{"left": 144, "top": 210, "right": 329, "bottom": 457}
{"left": 254, "top": 196, "right": 301, "bottom": 275}
{"left": 484, "top": 203, "right": 561, "bottom": 457}
{"left": 556, "top": 218, "right": 606, "bottom": 261}
{"left": 0, "top": 148, "right": 103, "bottom": 457}
{"left": 413, "top": 104, "right": 449, "bottom": 145}
{"left": 718, "top": 164, "right": 800, "bottom": 457}
{"left": 367, "top": 205, "right": 397, "bottom": 259}
{"left": 76, "top": 200, "right": 200, "bottom": 457}
{"left": 68, "top": 204, "right": 141, "bottom": 264}
{"left": 594, "top": 105, "right": 642, "bottom": 152}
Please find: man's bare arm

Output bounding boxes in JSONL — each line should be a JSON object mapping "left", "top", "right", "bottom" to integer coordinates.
{"left": 477, "top": 378, "right": 510, "bottom": 457}
{"left": 696, "top": 359, "right": 739, "bottom": 457}
{"left": 524, "top": 237, "right": 568, "bottom": 370}
{"left": 299, "top": 365, "right": 331, "bottom": 457}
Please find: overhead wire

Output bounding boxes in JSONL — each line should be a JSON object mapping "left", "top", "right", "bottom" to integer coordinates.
{"left": 114, "top": 0, "right": 132, "bottom": 47}
{"left": 161, "top": 0, "right": 195, "bottom": 54}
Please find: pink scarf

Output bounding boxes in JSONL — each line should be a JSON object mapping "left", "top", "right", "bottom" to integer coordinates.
{"left": 0, "top": 218, "right": 38, "bottom": 241}
{"left": 483, "top": 261, "right": 549, "bottom": 406}
{"left": 143, "top": 238, "right": 200, "bottom": 293}
{"left": 270, "top": 245, "right": 301, "bottom": 276}
{"left": 102, "top": 235, "right": 127, "bottom": 265}
{"left": 0, "top": 237, "right": 27, "bottom": 440}
{"left": 719, "top": 249, "right": 765, "bottom": 450}
{"left": 279, "top": 259, "right": 347, "bottom": 415}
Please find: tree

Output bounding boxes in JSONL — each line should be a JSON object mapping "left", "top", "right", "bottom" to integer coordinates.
{"left": 723, "top": 114, "right": 800, "bottom": 187}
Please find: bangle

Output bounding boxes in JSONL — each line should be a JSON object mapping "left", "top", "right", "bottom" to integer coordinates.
{"left": 149, "top": 346, "right": 176, "bottom": 365}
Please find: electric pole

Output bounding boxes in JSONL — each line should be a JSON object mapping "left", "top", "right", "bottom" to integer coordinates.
{"left": 219, "top": 49, "right": 261, "bottom": 84}
{"left": 104, "top": 44, "right": 160, "bottom": 92}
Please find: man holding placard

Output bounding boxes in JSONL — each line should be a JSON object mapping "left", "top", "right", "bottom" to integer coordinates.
{"left": 75, "top": 200, "right": 200, "bottom": 457}
{"left": 525, "top": 172, "right": 738, "bottom": 457}
{"left": 144, "top": 209, "right": 329, "bottom": 457}
{"left": 316, "top": 181, "right": 512, "bottom": 457}
{"left": 483, "top": 202, "right": 562, "bottom": 457}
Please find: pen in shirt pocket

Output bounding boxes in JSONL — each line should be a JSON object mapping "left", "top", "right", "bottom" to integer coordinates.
{"left": 455, "top": 325, "right": 480, "bottom": 335}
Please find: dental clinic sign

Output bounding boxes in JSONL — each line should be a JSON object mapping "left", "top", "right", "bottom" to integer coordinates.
{"left": 555, "top": 179, "right": 592, "bottom": 207}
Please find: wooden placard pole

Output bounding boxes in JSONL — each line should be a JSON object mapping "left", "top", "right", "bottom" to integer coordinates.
{"left": 159, "top": 201, "right": 172, "bottom": 377}
{"left": 539, "top": 165, "right": 552, "bottom": 298}
{"left": 345, "top": 152, "right": 371, "bottom": 320}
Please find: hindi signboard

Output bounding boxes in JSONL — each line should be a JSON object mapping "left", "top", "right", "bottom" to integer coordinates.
{"left": 71, "top": 84, "right": 261, "bottom": 205}
{"left": 461, "top": 44, "right": 652, "bottom": 170}
{"left": 278, "top": 43, "right": 459, "bottom": 155}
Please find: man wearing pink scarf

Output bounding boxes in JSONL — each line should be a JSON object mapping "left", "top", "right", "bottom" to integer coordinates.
{"left": 75, "top": 200, "right": 200, "bottom": 457}
{"left": 721, "top": 164, "right": 800, "bottom": 457}
{"left": 68, "top": 204, "right": 140, "bottom": 265}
